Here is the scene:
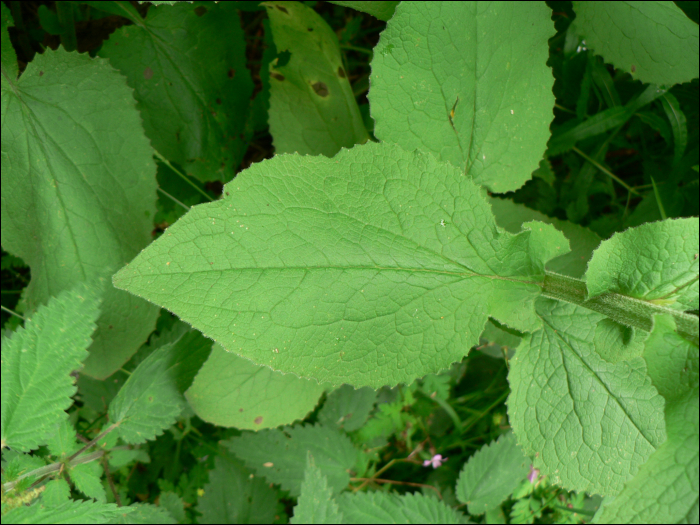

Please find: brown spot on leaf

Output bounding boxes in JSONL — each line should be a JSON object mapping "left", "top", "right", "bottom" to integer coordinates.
{"left": 194, "top": 6, "right": 207, "bottom": 16}
{"left": 39, "top": 71, "right": 44, "bottom": 76}
{"left": 108, "top": 325, "right": 113, "bottom": 329}
{"left": 312, "top": 81, "right": 329, "bottom": 97}
{"left": 275, "top": 5, "right": 288, "bottom": 13}
{"left": 239, "top": 408, "right": 244, "bottom": 412}
{"left": 254, "top": 416, "right": 263, "bottom": 425}
{"left": 271, "top": 72, "right": 285, "bottom": 81}
{"left": 631, "top": 64, "right": 636, "bottom": 73}
{"left": 307, "top": 27, "right": 313, "bottom": 31}
{"left": 216, "top": 98, "right": 222, "bottom": 104}
{"left": 228, "top": 68, "right": 235, "bottom": 79}
{"left": 337, "top": 67, "right": 346, "bottom": 78}
{"left": 143, "top": 67, "right": 153, "bottom": 80}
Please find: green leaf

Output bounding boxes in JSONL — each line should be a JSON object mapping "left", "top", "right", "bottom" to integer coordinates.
{"left": 335, "top": 491, "right": 467, "bottom": 524}
{"left": 1, "top": 499, "right": 130, "bottom": 524}
{"left": 659, "top": 92, "right": 688, "bottom": 166}
{"left": 98, "top": 2, "right": 254, "bottom": 183}
{"left": 108, "top": 330, "right": 212, "bottom": 444}
{"left": 507, "top": 298, "right": 667, "bottom": 496}
{"left": 489, "top": 197, "right": 601, "bottom": 278}
{"left": 113, "top": 141, "right": 570, "bottom": 388}
{"left": 45, "top": 419, "right": 79, "bottom": 459}
{"left": 318, "top": 384, "right": 377, "bottom": 432}
{"left": 0, "top": 47, "right": 159, "bottom": 380}
{"left": 594, "top": 388, "right": 699, "bottom": 524}
{"left": 455, "top": 432, "right": 530, "bottom": 515}
{"left": 1, "top": 283, "right": 101, "bottom": 452}
{"left": 157, "top": 492, "right": 185, "bottom": 524}
{"left": 70, "top": 461, "right": 106, "bottom": 503}
{"left": 327, "top": 1, "right": 399, "bottom": 21}
{"left": 40, "top": 479, "right": 71, "bottom": 506}
{"left": 585, "top": 218, "right": 699, "bottom": 312}
{"left": 571, "top": 1, "right": 699, "bottom": 86}
{"left": 186, "top": 343, "right": 325, "bottom": 430}
{"left": 224, "top": 424, "right": 359, "bottom": 497}
{"left": 1, "top": 3, "right": 18, "bottom": 80}
{"left": 291, "top": 452, "right": 343, "bottom": 524}
{"left": 370, "top": 2, "right": 555, "bottom": 192}
{"left": 264, "top": 1, "right": 369, "bottom": 157}
{"left": 196, "top": 450, "right": 280, "bottom": 525}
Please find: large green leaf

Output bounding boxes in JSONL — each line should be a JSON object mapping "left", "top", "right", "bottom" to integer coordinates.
{"left": 585, "top": 218, "right": 699, "bottom": 311}
{"left": 571, "top": 1, "right": 699, "bottom": 86}
{"left": 264, "top": 1, "right": 369, "bottom": 157}
{"left": 1, "top": 284, "right": 101, "bottom": 452}
{"left": 113, "top": 142, "right": 569, "bottom": 388}
{"left": 98, "top": 2, "right": 253, "bottom": 183}
{"left": 1, "top": 46, "right": 159, "bottom": 379}
{"left": 185, "top": 343, "right": 325, "bottom": 430}
{"left": 370, "top": 2, "right": 554, "bottom": 192}
{"left": 507, "top": 298, "right": 667, "bottom": 496}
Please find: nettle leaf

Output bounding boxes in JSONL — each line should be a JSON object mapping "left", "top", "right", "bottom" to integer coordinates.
{"left": 224, "top": 424, "right": 359, "bottom": 497}
{"left": 507, "top": 297, "right": 667, "bottom": 496}
{"left": 1, "top": 283, "right": 101, "bottom": 452}
{"left": 336, "top": 491, "right": 467, "bottom": 524}
{"left": 370, "top": 2, "right": 554, "bottom": 193}
{"left": 98, "top": 2, "right": 254, "bottom": 183}
{"left": 196, "top": 450, "right": 280, "bottom": 525}
{"left": 0, "top": 45, "right": 159, "bottom": 380}
{"left": 185, "top": 343, "right": 325, "bottom": 430}
{"left": 109, "top": 331, "right": 212, "bottom": 445}
{"left": 113, "top": 142, "right": 569, "bottom": 388}
{"left": 291, "top": 452, "right": 344, "bottom": 525}
{"left": 571, "top": 1, "right": 699, "bottom": 86}
{"left": 1, "top": 499, "right": 130, "bottom": 524}
{"left": 585, "top": 218, "right": 699, "bottom": 312}
{"left": 264, "top": 1, "right": 369, "bottom": 157}
{"left": 455, "top": 432, "right": 530, "bottom": 516}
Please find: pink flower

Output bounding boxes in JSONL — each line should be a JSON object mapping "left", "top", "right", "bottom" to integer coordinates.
{"left": 528, "top": 465, "right": 540, "bottom": 484}
{"left": 423, "top": 454, "right": 448, "bottom": 468}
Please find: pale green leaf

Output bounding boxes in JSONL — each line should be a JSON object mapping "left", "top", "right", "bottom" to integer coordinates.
{"left": 113, "top": 142, "right": 570, "bottom": 388}
{"left": 70, "top": 461, "right": 107, "bottom": 503}
{"left": 659, "top": 92, "right": 688, "bottom": 166}
{"left": 318, "top": 384, "right": 377, "bottom": 432}
{"left": 508, "top": 298, "right": 667, "bottom": 495}
{"left": 1, "top": 499, "right": 129, "bottom": 524}
{"left": 196, "top": 450, "right": 280, "bottom": 524}
{"left": 643, "top": 315, "right": 699, "bottom": 402}
{"left": 571, "top": 1, "right": 699, "bottom": 86}
{"left": 109, "top": 331, "right": 212, "bottom": 444}
{"left": 0, "top": 47, "right": 159, "bottom": 380}
{"left": 456, "top": 432, "right": 530, "bottom": 515}
{"left": 489, "top": 197, "right": 601, "bottom": 278}
{"left": 98, "top": 2, "right": 254, "bottom": 183}
{"left": 327, "top": 1, "right": 399, "bottom": 21}
{"left": 594, "top": 388, "right": 699, "bottom": 524}
{"left": 264, "top": 1, "right": 369, "bottom": 156}
{"left": 585, "top": 218, "right": 699, "bottom": 311}
{"left": 291, "top": 452, "right": 343, "bottom": 524}
{"left": 1, "top": 284, "right": 101, "bottom": 452}
{"left": 186, "top": 343, "right": 324, "bottom": 430}
{"left": 370, "top": 2, "right": 554, "bottom": 192}
{"left": 225, "top": 424, "right": 359, "bottom": 497}
{"left": 336, "top": 491, "right": 467, "bottom": 524}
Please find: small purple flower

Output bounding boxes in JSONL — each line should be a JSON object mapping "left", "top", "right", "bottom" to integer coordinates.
{"left": 528, "top": 464, "right": 540, "bottom": 484}
{"left": 423, "top": 454, "right": 448, "bottom": 468}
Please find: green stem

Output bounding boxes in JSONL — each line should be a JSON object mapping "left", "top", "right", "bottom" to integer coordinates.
{"left": 573, "top": 146, "right": 640, "bottom": 195}
{"left": 542, "top": 272, "right": 699, "bottom": 345}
